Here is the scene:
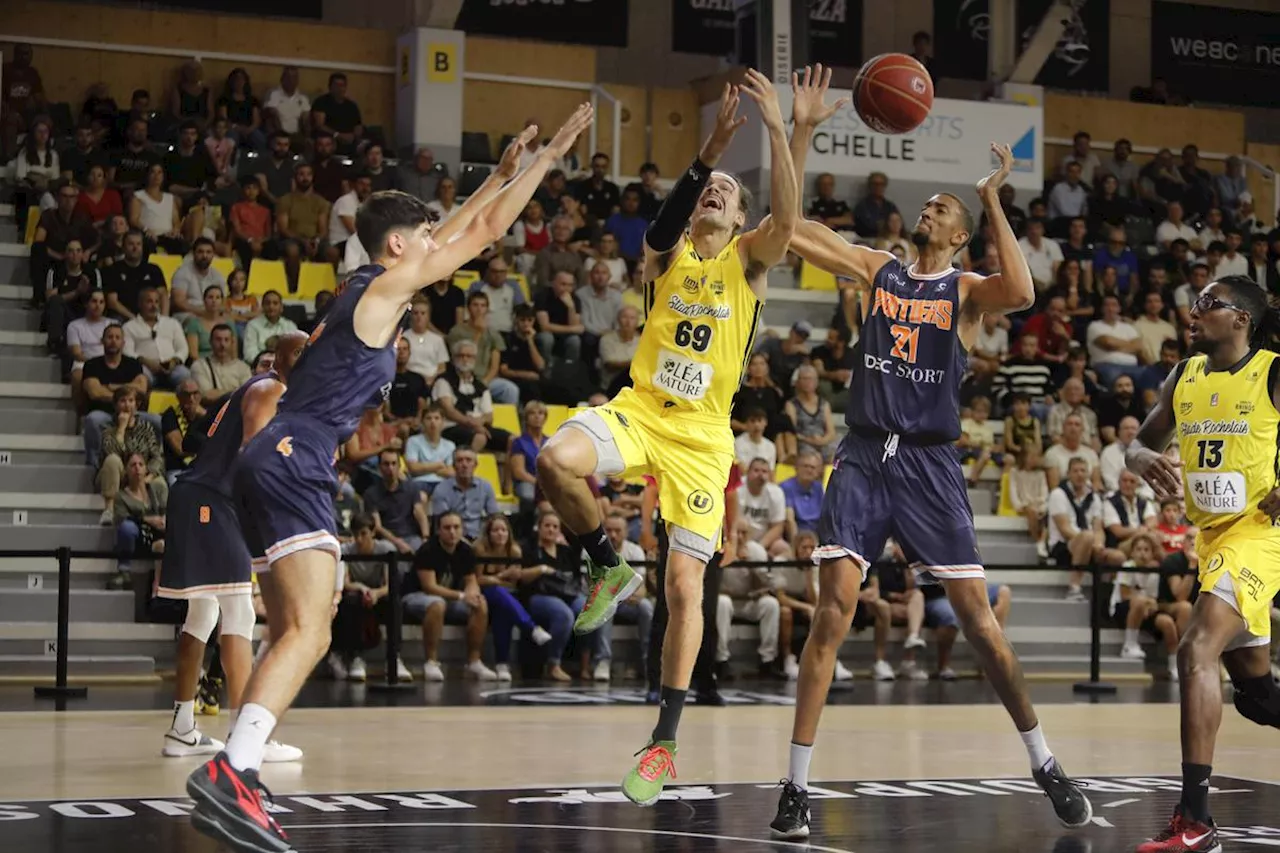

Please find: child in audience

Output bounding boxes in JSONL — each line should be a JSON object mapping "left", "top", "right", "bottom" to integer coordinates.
{"left": 1002, "top": 392, "right": 1043, "bottom": 460}
{"left": 1112, "top": 532, "right": 1181, "bottom": 681}
{"left": 511, "top": 199, "right": 549, "bottom": 278}
{"left": 1155, "top": 497, "right": 1190, "bottom": 555}
{"left": 734, "top": 408, "right": 778, "bottom": 472}
{"left": 958, "top": 395, "right": 998, "bottom": 485}
{"left": 205, "top": 116, "right": 237, "bottom": 189}
{"left": 1009, "top": 446, "right": 1049, "bottom": 545}
{"left": 224, "top": 268, "right": 259, "bottom": 341}
{"left": 230, "top": 175, "right": 272, "bottom": 269}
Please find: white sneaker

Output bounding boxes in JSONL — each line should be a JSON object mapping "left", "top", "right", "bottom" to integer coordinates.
{"left": 593, "top": 660, "right": 611, "bottom": 682}
{"left": 98, "top": 507, "right": 114, "bottom": 526}
{"left": 328, "top": 653, "right": 348, "bottom": 680}
{"left": 1065, "top": 587, "right": 1087, "bottom": 603}
{"left": 1036, "top": 539, "right": 1049, "bottom": 559}
{"left": 938, "top": 667, "right": 958, "bottom": 681}
{"left": 530, "top": 626, "right": 552, "bottom": 646}
{"left": 162, "top": 726, "right": 224, "bottom": 757}
{"left": 466, "top": 660, "right": 498, "bottom": 681}
{"left": 872, "top": 659, "right": 895, "bottom": 681}
{"left": 834, "top": 660, "right": 854, "bottom": 681}
{"left": 1120, "top": 642, "right": 1146, "bottom": 661}
{"left": 263, "top": 740, "right": 303, "bottom": 763}
{"left": 423, "top": 660, "right": 445, "bottom": 682}
{"left": 783, "top": 654, "right": 799, "bottom": 680}
{"left": 395, "top": 656, "right": 413, "bottom": 682}
{"left": 903, "top": 634, "right": 926, "bottom": 651}
{"left": 1168, "top": 665, "right": 1180, "bottom": 684}
{"left": 495, "top": 663, "right": 512, "bottom": 682}
{"left": 347, "top": 656, "right": 367, "bottom": 682}
{"left": 899, "top": 662, "right": 928, "bottom": 681}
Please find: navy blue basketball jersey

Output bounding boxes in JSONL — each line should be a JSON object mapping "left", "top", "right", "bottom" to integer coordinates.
{"left": 846, "top": 260, "right": 967, "bottom": 442}
{"left": 183, "top": 372, "right": 278, "bottom": 497}
{"left": 276, "top": 265, "right": 398, "bottom": 441}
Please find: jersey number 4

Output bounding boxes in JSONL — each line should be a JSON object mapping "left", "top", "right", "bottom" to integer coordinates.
{"left": 674, "top": 320, "right": 713, "bottom": 353}
{"left": 889, "top": 324, "right": 919, "bottom": 364}
{"left": 1195, "top": 439, "right": 1224, "bottom": 468}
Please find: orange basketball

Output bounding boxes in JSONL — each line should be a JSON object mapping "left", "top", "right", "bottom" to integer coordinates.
{"left": 853, "top": 53, "right": 933, "bottom": 135}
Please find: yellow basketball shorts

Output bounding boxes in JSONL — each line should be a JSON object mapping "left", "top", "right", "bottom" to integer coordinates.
{"left": 1196, "top": 519, "right": 1280, "bottom": 641}
{"left": 565, "top": 387, "right": 734, "bottom": 543}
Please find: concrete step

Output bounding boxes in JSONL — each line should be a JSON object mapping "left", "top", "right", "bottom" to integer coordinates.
{"left": 967, "top": 488, "right": 994, "bottom": 516}
{"left": 4, "top": 354, "right": 61, "bottom": 383}
{"left": 978, "top": 540, "right": 1038, "bottom": 565}
{"left": 0, "top": 380, "right": 69, "bottom": 400}
{"left": 0, "top": 223, "right": 17, "bottom": 243}
{"left": 0, "top": 329, "right": 40, "bottom": 347}
{"left": 0, "top": 464, "right": 94, "bottom": 493}
{"left": 0, "top": 284, "right": 25, "bottom": 301}
{"left": 0, "top": 523, "right": 114, "bottom": 551}
{"left": 0, "top": 654, "right": 156, "bottom": 679}
{"left": 0, "top": 253, "right": 31, "bottom": 287}
{"left": 0, "top": 588, "right": 136, "bottom": 622}
{"left": 0, "top": 407, "right": 78, "bottom": 434}
{"left": 0, "top": 433, "right": 84, "bottom": 467}
{"left": 1001, "top": 596, "right": 1091, "bottom": 628}
{"left": 0, "top": 556, "right": 117, "bottom": 589}
{"left": 0, "top": 305, "right": 39, "bottom": 331}
{"left": 0, "top": 395, "right": 75, "bottom": 411}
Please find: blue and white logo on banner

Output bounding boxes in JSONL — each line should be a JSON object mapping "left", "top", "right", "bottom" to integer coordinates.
{"left": 1008, "top": 127, "right": 1037, "bottom": 173}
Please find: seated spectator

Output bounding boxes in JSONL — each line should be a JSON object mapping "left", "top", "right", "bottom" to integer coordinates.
{"left": 533, "top": 216, "right": 586, "bottom": 290}
{"left": 431, "top": 448, "right": 499, "bottom": 540}
{"left": 604, "top": 189, "right": 647, "bottom": 262}
{"left": 1245, "top": 235, "right": 1278, "bottom": 293}
{"left": 448, "top": 291, "right": 520, "bottom": 406}
{"left": 535, "top": 270, "right": 585, "bottom": 363}
{"left": 1058, "top": 130, "right": 1100, "bottom": 185}
{"left": 852, "top": 172, "right": 898, "bottom": 238}
{"left": 110, "top": 114, "right": 161, "bottom": 195}
{"left": 386, "top": 337, "right": 429, "bottom": 436}
{"left": 329, "top": 172, "right": 373, "bottom": 257}
{"left": 1215, "top": 229, "right": 1248, "bottom": 279}
{"left": 734, "top": 353, "right": 797, "bottom": 447}
{"left": 993, "top": 335, "right": 1055, "bottom": 417}
{"left": 533, "top": 168, "right": 567, "bottom": 220}
{"left": 1100, "top": 416, "right": 1143, "bottom": 494}
{"left": 873, "top": 550, "right": 930, "bottom": 680}
{"left": 774, "top": 546, "right": 817, "bottom": 680}
{"left": 922, "top": 579, "right": 1011, "bottom": 679}
{"left": 404, "top": 405, "right": 457, "bottom": 494}
{"left": 43, "top": 238, "right": 101, "bottom": 353}
{"left": 780, "top": 449, "right": 824, "bottom": 539}
{"left": 1064, "top": 346, "right": 1104, "bottom": 403}
{"left": 204, "top": 117, "right": 236, "bottom": 190}
{"left": 224, "top": 269, "right": 259, "bottom": 339}
{"left": 1092, "top": 226, "right": 1139, "bottom": 300}
{"left": 715, "top": 545, "right": 781, "bottom": 676}
{"left": 1018, "top": 218, "right": 1063, "bottom": 294}
{"left": 1100, "top": 138, "right": 1138, "bottom": 199}
{"left": 67, "top": 290, "right": 112, "bottom": 407}
{"left": 848, "top": 546, "right": 895, "bottom": 680}
{"left": 1089, "top": 174, "right": 1132, "bottom": 234}
{"left": 1104, "top": 469, "right": 1157, "bottom": 556}
{"left": 501, "top": 304, "right": 545, "bottom": 403}
{"left": 1017, "top": 296, "right": 1072, "bottom": 365}
{"left": 184, "top": 286, "right": 237, "bottom": 360}
{"left": 243, "top": 290, "right": 297, "bottom": 365}
{"left": 433, "top": 339, "right": 514, "bottom": 456}
{"left": 970, "top": 313, "right": 1009, "bottom": 380}
{"left": 600, "top": 474, "right": 646, "bottom": 542}
{"left": 363, "top": 449, "right": 429, "bottom": 553}
{"left": 1155, "top": 498, "right": 1191, "bottom": 556}
{"left": 122, "top": 285, "right": 190, "bottom": 390}
{"left": 403, "top": 298, "right": 450, "bottom": 384}
{"left": 1044, "top": 413, "right": 1102, "bottom": 491}
{"left": 1198, "top": 206, "right": 1225, "bottom": 248}
{"left": 735, "top": 408, "right": 780, "bottom": 472}
{"left": 170, "top": 237, "right": 226, "bottom": 318}
{"left": 169, "top": 60, "right": 213, "bottom": 128}
{"left": 1087, "top": 294, "right": 1146, "bottom": 387}
{"left": 1048, "top": 456, "right": 1106, "bottom": 602}
{"left": 273, "top": 162, "right": 331, "bottom": 263}
{"left": 1009, "top": 446, "right": 1049, "bottom": 544}
{"left": 808, "top": 328, "right": 854, "bottom": 414}
{"left": 1002, "top": 392, "right": 1043, "bottom": 458}
{"left": 344, "top": 407, "right": 399, "bottom": 490}
{"left": 1178, "top": 144, "right": 1214, "bottom": 218}
{"left": 1156, "top": 200, "right": 1199, "bottom": 252}
{"left": 977, "top": 184, "right": 1027, "bottom": 238}
{"left": 190, "top": 324, "right": 250, "bottom": 405}
{"left": 1095, "top": 374, "right": 1146, "bottom": 445}
{"left": 786, "top": 365, "right": 837, "bottom": 463}
{"left": 578, "top": 261, "right": 623, "bottom": 355}
{"left": 1046, "top": 161, "right": 1088, "bottom": 229}
{"left": 103, "top": 229, "right": 166, "bottom": 321}
{"left": 957, "top": 395, "right": 999, "bottom": 485}
{"left": 111, "top": 451, "right": 167, "bottom": 589}
{"left": 262, "top": 66, "right": 311, "bottom": 140}
{"left": 520, "top": 509, "right": 601, "bottom": 681}
{"left": 510, "top": 401, "right": 549, "bottom": 505}
{"left": 82, "top": 325, "right": 149, "bottom": 468}
{"left": 162, "top": 121, "right": 214, "bottom": 203}
{"left": 331, "top": 514, "right": 404, "bottom": 682}
{"left": 13, "top": 117, "right": 59, "bottom": 212}
{"left": 1111, "top": 532, "right": 1183, "bottom": 681}
{"left": 807, "top": 172, "right": 853, "bottom": 230}
{"left": 216, "top": 67, "right": 263, "bottom": 152}
{"left": 736, "top": 458, "right": 791, "bottom": 560}
{"left": 75, "top": 164, "right": 123, "bottom": 228}
{"left": 473, "top": 514, "right": 553, "bottom": 682}
{"left": 574, "top": 152, "right": 621, "bottom": 223}
{"left": 1047, "top": 378, "right": 1100, "bottom": 448}
{"left": 425, "top": 176, "right": 460, "bottom": 226}
{"left": 96, "top": 214, "right": 131, "bottom": 269}
{"left": 63, "top": 122, "right": 110, "bottom": 188}
{"left": 403, "top": 511, "right": 495, "bottom": 682}
{"left": 471, "top": 257, "right": 525, "bottom": 335}
{"left": 229, "top": 176, "right": 272, "bottom": 269}
{"left": 311, "top": 72, "right": 364, "bottom": 153}
{"left": 589, "top": 231, "right": 628, "bottom": 286}
{"left": 1057, "top": 261, "right": 1095, "bottom": 339}
{"left": 159, "top": 379, "right": 203, "bottom": 484}
{"left": 1133, "top": 291, "right": 1178, "bottom": 368}
{"left": 361, "top": 143, "right": 398, "bottom": 193}
{"left": 757, "top": 322, "right": 812, "bottom": 397}
{"left": 1138, "top": 147, "right": 1185, "bottom": 214}
{"left": 31, "top": 180, "right": 99, "bottom": 303}
{"left": 589, "top": 512, "right": 655, "bottom": 681}
{"left": 597, "top": 304, "right": 639, "bottom": 395}
{"left": 98, "top": 387, "right": 164, "bottom": 525}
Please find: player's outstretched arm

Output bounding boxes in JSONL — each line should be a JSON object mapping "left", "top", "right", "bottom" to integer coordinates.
{"left": 1125, "top": 363, "right": 1184, "bottom": 498}
{"left": 963, "top": 143, "right": 1035, "bottom": 315}
{"left": 431, "top": 126, "right": 537, "bottom": 246}
{"left": 736, "top": 69, "right": 798, "bottom": 295}
{"left": 789, "top": 219, "right": 893, "bottom": 293}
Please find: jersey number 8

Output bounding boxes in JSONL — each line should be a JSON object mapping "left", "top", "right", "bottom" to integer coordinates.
{"left": 674, "top": 320, "right": 713, "bottom": 353}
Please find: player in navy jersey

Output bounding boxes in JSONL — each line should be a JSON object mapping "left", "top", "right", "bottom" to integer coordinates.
{"left": 156, "top": 332, "right": 308, "bottom": 764}
{"left": 769, "top": 109, "right": 1092, "bottom": 841}
{"left": 186, "top": 105, "right": 595, "bottom": 853}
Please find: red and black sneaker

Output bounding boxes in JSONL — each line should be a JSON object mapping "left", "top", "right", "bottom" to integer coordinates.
{"left": 1136, "top": 805, "right": 1221, "bottom": 853}
{"left": 187, "top": 752, "right": 293, "bottom": 853}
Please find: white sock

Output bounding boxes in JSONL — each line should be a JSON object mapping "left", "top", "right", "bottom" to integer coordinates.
{"left": 1019, "top": 724, "right": 1054, "bottom": 771}
{"left": 1124, "top": 628, "right": 1139, "bottom": 646}
{"left": 224, "top": 703, "right": 276, "bottom": 772}
{"left": 788, "top": 742, "right": 814, "bottom": 790}
{"left": 172, "top": 700, "right": 195, "bottom": 733}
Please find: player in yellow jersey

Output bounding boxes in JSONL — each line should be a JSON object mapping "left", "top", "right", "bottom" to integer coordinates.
{"left": 1127, "top": 275, "right": 1280, "bottom": 853}
{"left": 537, "top": 66, "right": 841, "bottom": 805}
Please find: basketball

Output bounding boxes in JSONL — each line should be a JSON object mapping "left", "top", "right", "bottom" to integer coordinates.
{"left": 853, "top": 53, "right": 933, "bottom": 135}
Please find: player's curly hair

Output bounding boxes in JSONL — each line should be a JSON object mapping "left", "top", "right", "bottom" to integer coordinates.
{"left": 1217, "top": 274, "right": 1280, "bottom": 351}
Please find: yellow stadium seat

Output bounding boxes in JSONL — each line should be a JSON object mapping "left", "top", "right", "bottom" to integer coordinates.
{"left": 475, "top": 453, "right": 512, "bottom": 500}
{"left": 148, "top": 390, "right": 179, "bottom": 415}
{"left": 211, "top": 257, "right": 236, "bottom": 280}
{"left": 492, "top": 403, "right": 520, "bottom": 436}
{"left": 24, "top": 206, "right": 40, "bottom": 245}
{"left": 452, "top": 270, "right": 479, "bottom": 291}
{"left": 151, "top": 253, "right": 183, "bottom": 287}
{"left": 774, "top": 463, "right": 796, "bottom": 484}
{"left": 823, "top": 464, "right": 832, "bottom": 487}
{"left": 543, "top": 405, "right": 570, "bottom": 435}
{"left": 997, "top": 471, "right": 1017, "bottom": 517}
{"left": 247, "top": 260, "right": 288, "bottom": 297}
{"left": 297, "top": 262, "right": 337, "bottom": 301}
{"left": 510, "top": 273, "right": 531, "bottom": 302}
{"left": 799, "top": 260, "right": 838, "bottom": 291}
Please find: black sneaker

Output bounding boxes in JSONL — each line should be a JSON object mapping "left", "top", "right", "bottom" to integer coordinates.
{"left": 769, "top": 779, "right": 810, "bottom": 840}
{"left": 187, "top": 752, "right": 293, "bottom": 853}
{"left": 693, "top": 688, "right": 726, "bottom": 706}
{"left": 1234, "top": 689, "right": 1280, "bottom": 729}
{"left": 1033, "top": 758, "right": 1093, "bottom": 828}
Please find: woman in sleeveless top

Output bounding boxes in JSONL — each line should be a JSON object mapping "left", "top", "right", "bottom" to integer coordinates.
{"left": 169, "top": 60, "right": 212, "bottom": 130}
{"left": 129, "top": 163, "right": 185, "bottom": 254}
{"left": 216, "top": 67, "right": 264, "bottom": 153}
{"left": 785, "top": 365, "right": 837, "bottom": 463}
{"left": 183, "top": 285, "right": 236, "bottom": 360}
{"left": 732, "top": 353, "right": 796, "bottom": 462}
{"left": 13, "top": 118, "right": 59, "bottom": 213}
{"left": 473, "top": 514, "right": 555, "bottom": 682}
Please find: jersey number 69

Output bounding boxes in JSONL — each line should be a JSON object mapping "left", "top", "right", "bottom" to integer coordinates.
{"left": 674, "top": 320, "right": 713, "bottom": 353}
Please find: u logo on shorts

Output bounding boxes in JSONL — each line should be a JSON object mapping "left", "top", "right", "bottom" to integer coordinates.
{"left": 688, "top": 490, "right": 714, "bottom": 515}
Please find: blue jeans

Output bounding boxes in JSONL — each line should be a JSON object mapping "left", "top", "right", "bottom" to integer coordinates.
{"left": 535, "top": 331, "right": 581, "bottom": 363}
{"left": 1093, "top": 362, "right": 1146, "bottom": 389}
{"left": 482, "top": 585, "right": 537, "bottom": 664}
{"left": 489, "top": 377, "right": 519, "bottom": 406}
{"left": 527, "top": 593, "right": 601, "bottom": 662}
{"left": 143, "top": 363, "right": 193, "bottom": 390}
{"left": 116, "top": 518, "right": 140, "bottom": 569}
{"left": 230, "top": 126, "right": 268, "bottom": 154}
{"left": 599, "top": 598, "right": 654, "bottom": 665}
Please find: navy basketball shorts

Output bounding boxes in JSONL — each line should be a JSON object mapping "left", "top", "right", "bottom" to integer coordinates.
{"left": 234, "top": 417, "right": 341, "bottom": 570}
{"left": 815, "top": 432, "right": 985, "bottom": 585}
{"left": 156, "top": 479, "right": 253, "bottom": 599}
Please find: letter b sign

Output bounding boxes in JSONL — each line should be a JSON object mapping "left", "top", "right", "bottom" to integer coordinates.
{"left": 427, "top": 43, "right": 457, "bottom": 83}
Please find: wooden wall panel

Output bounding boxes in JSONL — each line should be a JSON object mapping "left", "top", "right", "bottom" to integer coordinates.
{"left": 649, "top": 86, "right": 701, "bottom": 179}
{"left": 463, "top": 81, "right": 584, "bottom": 160}
{"left": 1045, "top": 93, "right": 1245, "bottom": 155}
{"left": 464, "top": 36, "right": 596, "bottom": 83}
{"left": 597, "top": 84, "right": 647, "bottom": 174}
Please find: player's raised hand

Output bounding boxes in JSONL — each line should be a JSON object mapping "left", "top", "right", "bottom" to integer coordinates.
{"left": 701, "top": 83, "right": 748, "bottom": 166}
{"left": 1128, "top": 446, "right": 1183, "bottom": 499}
{"left": 496, "top": 124, "right": 538, "bottom": 180}
{"left": 791, "top": 64, "right": 847, "bottom": 128}
{"left": 977, "top": 142, "right": 1014, "bottom": 201}
{"left": 542, "top": 103, "right": 595, "bottom": 160}
{"left": 740, "top": 68, "right": 785, "bottom": 131}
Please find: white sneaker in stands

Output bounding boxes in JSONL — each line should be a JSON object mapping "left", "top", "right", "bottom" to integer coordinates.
{"left": 903, "top": 634, "right": 926, "bottom": 651}
{"left": 834, "top": 660, "right": 854, "bottom": 681}
{"left": 783, "top": 655, "right": 799, "bottom": 680}
{"left": 593, "top": 660, "right": 611, "bottom": 682}
{"left": 531, "top": 626, "right": 552, "bottom": 646}
{"left": 899, "top": 662, "right": 928, "bottom": 681}
{"left": 938, "top": 667, "right": 958, "bottom": 681}
{"left": 162, "top": 726, "right": 223, "bottom": 758}
{"left": 872, "top": 660, "right": 895, "bottom": 681}
{"left": 467, "top": 660, "right": 498, "bottom": 681}
{"left": 395, "top": 656, "right": 413, "bottom": 682}
{"left": 495, "top": 663, "right": 512, "bottom": 682}
{"left": 263, "top": 740, "right": 303, "bottom": 763}
{"left": 347, "top": 657, "right": 367, "bottom": 682}
{"left": 328, "top": 653, "right": 348, "bottom": 680}
{"left": 423, "top": 660, "right": 445, "bottom": 682}
{"left": 1120, "top": 643, "right": 1146, "bottom": 661}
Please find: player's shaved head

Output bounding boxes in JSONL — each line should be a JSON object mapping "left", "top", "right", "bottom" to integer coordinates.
{"left": 273, "top": 330, "right": 309, "bottom": 380}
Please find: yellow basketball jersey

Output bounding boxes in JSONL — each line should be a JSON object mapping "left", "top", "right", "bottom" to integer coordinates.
{"left": 631, "top": 234, "right": 762, "bottom": 418}
{"left": 1173, "top": 349, "right": 1280, "bottom": 530}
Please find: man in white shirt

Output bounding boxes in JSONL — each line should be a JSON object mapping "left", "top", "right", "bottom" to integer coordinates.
{"left": 468, "top": 256, "right": 524, "bottom": 334}
{"left": 1173, "top": 261, "right": 1211, "bottom": 329}
{"left": 1198, "top": 207, "right": 1225, "bottom": 247}
{"left": 1047, "top": 456, "right": 1106, "bottom": 602}
{"left": 341, "top": 233, "right": 370, "bottom": 275}
{"left": 735, "top": 458, "right": 790, "bottom": 559}
{"left": 1099, "top": 416, "right": 1141, "bottom": 493}
{"left": 170, "top": 238, "right": 226, "bottom": 318}
{"left": 1102, "top": 469, "right": 1157, "bottom": 553}
{"left": 971, "top": 313, "right": 1009, "bottom": 376}
{"left": 1155, "top": 200, "right": 1199, "bottom": 251}
{"left": 328, "top": 173, "right": 372, "bottom": 249}
{"left": 262, "top": 66, "right": 311, "bottom": 137}
{"left": 1215, "top": 228, "right": 1249, "bottom": 279}
{"left": 1043, "top": 414, "right": 1102, "bottom": 491}
{"left": 242, "top": 290, "right": 299, "bottom": 364}
{"left": 122, "top": 285, "right": 190, "bottom": 389}
{"left": 1086, "top": 294, "right": 1145, "bottom": 387}
{"left": 404, "top": 298, "right": 450, "bottom": 384}
{"left": 1017, "top": 218, "right": 1063, "bottom": 292}
{"left": 734, "top": 409, "right": 778, "bottom": 472}
{"left": 1047, "top": 161, "right": 1088, "bottom": 221}
{"left": 1132, "top": 291, "right": 1178, "bottom": 365}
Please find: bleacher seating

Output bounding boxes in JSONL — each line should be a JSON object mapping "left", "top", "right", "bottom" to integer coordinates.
{"left": 247, "top": 259, "right": 288, "bottom": 296}
{"left": 475, "top": 453, "right": 512, "bottom": 500}
{"left": 23, "top": 207, "right": 38, "bottom": 245}
{"left": 543, "top": 405, "right": 570, "bottom": 434}
{"left": 297, "top": 262, "right": 337, "bottom": 300}
{"left": 150, "top": 253, "right": 182, "bottom": 286}
{"left": 148, "top": 390, "right": 178, "bottom": 415}
{"left": 492, "top": 403, "right": 520, "bottom": 436}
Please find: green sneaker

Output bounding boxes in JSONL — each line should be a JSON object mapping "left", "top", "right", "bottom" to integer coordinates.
{"left": 574, "top": 558, "right": 642, "bottom": 634}
{"left": 622, "top": 740, "right": 677, "bottom": 806}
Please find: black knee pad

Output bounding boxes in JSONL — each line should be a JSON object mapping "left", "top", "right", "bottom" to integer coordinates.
{"left": 1232, "top": 674, "right": 1280, "bottom": 729}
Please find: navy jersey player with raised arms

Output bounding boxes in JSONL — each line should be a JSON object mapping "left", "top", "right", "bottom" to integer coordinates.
{"left": 768, "top": 111, "right": 1092, "bottom": 840}
{"left": 185, "top": 104, "right": 595, "bottom": 853}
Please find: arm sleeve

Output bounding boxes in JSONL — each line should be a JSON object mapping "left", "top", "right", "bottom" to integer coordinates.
{"left": 644, "top": 158, "right": 712, "bottom": 254}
